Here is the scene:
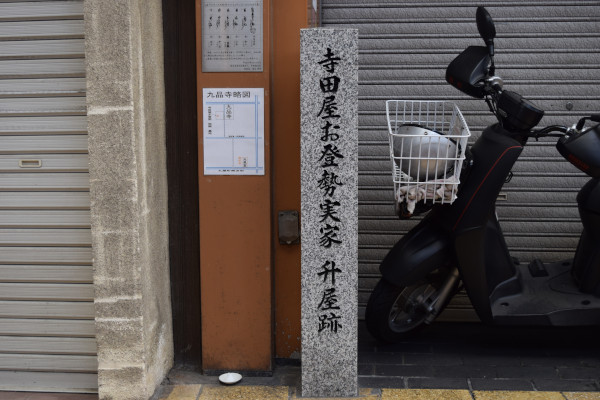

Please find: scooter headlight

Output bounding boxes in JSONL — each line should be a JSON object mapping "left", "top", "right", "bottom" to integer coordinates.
{"left": 557, "top": 125, "right": 600, "bottom": 178}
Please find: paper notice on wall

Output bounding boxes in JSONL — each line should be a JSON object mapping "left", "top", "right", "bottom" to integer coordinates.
{"left": 201, "top": 0, "right": 263, "bottom": 72}
{"left": 203, "top": 88, "right": 265, "bottom": 175}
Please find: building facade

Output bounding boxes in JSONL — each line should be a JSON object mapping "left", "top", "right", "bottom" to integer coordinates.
{"left": 0, "top": 0, "right": 597, "bottom": 398}
{"left": 0, "top": 0, "right": 172, "bottom": 397}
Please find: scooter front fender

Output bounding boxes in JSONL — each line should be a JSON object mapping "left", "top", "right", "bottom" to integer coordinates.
{"left": 380, "top": 209, "right": 455, "bottom": 287}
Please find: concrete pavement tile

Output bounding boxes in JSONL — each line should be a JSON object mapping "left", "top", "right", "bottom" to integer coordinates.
{"left": 495, "top": 366, "right": 557, "bottom": 380}
{"left": 381, "top": 389, "right": 472, "bottom": 400}
{"left": 199, "top": 385, "right": 288, "bottom": 400}
{"left": 563, "top": 393, "right": 600, "bottom": 400}
{"left": 375, "top": 364, "right": 434, "bottom": 377}
{"left": 431, "top": 365, "right": 497, "bottom": 379}
{"left": 403, "top": 353, "right": 463, "bottom": 366}
{"left": 559, "top": 367, "right": 600, "bottom": 380}
{"left": 473, "top": 391, "right": 565, "bottom": 400}
{"left": 159, "top": 385, "right": 202, "bottom": 399}
{"left": 469, "top": 378, "right": 534, "bottom": 391}
{"left": 358, "top": 376, "right": 406, "bottom": 389}
{"left": 533, "top": 378, "right": 598, "bottom": 392}
{"left": 406, "top": 377, "right": 470, "bottom": 390}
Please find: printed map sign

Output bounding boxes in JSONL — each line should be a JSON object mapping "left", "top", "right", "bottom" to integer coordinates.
{"left": 203, "top": 88, "right": 265, "bottom": 175}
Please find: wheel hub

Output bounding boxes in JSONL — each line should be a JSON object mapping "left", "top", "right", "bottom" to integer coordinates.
{"left": 388, "top": 283, "right": 437, "bottom": 333}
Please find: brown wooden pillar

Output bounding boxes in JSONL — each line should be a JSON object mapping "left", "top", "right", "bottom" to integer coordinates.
{"left": 271, "top": 0, "right": 315, "bottom": 359}
{"left": 196, "top": 0, "right": 314, "bottom": 370}
{"left": 196, "top": 0, "right": 272, "bottom": 372}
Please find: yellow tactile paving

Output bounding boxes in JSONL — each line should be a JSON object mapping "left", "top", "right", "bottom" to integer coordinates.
{"left": 563, "top": 393, "right": 600, "bottom": 400}
{"left": 198, "top": 385, "right": 289, "bottom": 400}
{"left": 156, "top": 384, "right": 600, "bottom": 400}
{"left": 381, "top": 389, "right": 472, "bottom": 400}
{"left": 473, "top": 391, "right": 566, "bottom": 400}
{"left": 292, "top": 387, "right": 379, "bottom": 399}
{"left": 159, "top": 384, "right": 203, "bottom": 399}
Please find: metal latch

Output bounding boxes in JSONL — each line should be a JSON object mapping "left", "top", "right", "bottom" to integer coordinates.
{"left": 278, "top": 210, "right": 300, "bottom": 245}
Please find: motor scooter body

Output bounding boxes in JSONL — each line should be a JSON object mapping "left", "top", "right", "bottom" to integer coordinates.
{"left": 380, "top": 124, "right": 600, "bottom": 326}
{"left": 381, "top": 124, "right": 522, "bottom": 319}
{"left": 487, "top": 175, "right": 600, "bottom": 326}
{"left": 572, "top": 178, "right": 600, "bottom": 295}
{"left": 482, "top": 127, "right": 600, "bottom": 326}
{"left": 367, "top": 6, "right": 600, "bottom": 343}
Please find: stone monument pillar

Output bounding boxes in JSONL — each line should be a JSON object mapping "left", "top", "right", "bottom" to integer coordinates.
{"left": 300, "top": 28, "right": 359, "bottom": 398}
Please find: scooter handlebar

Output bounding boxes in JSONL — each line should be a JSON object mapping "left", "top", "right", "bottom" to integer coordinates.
{"left": 530, "top": 125, "right": 569, "bottom": 139}
{"left": 576, "top": 115, "right": 600, "bottom": 131}
{"left": 531, "top": 117, "right": 600, "bottom": 140}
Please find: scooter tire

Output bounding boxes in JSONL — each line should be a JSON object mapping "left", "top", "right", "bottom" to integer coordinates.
{"left": 365, "top": 278, "right": 431, "bottom": 343}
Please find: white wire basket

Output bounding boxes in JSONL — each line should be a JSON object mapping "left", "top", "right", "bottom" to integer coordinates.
{"left": 386, "top": 100, "right": 471, "bottom": 214}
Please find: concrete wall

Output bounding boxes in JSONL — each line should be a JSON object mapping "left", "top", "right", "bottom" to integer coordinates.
{"left": 84, "top": 0, "right": 173, "bottom": 398}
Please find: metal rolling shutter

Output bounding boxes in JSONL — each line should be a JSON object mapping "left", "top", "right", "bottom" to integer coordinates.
{"left": 322, "top": 1, "right": 600, "bottom": 321}
{"left": 0, "top": 0, "right": 97, "bottom": 393}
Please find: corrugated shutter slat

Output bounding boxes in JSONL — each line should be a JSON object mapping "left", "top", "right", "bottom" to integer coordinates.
{"left": 323, "top": 1, "right": 600, "bottom": 321}
{"left": 0, "top": 0, "right": 96, "bottom": 392}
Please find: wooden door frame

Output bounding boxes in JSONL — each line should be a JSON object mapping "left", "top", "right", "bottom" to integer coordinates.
{"left": 162, "top": 0, "right": 202, "bottom": 369}
{"left": 161, "top": 0, "right": 316, "bottom": 370}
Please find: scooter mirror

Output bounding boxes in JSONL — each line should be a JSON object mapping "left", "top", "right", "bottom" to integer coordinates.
{"left": 476, "top": 6, "right": 496, "bottom": 56}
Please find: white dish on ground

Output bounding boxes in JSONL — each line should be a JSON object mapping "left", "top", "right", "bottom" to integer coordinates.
{"left": 218, "top": 372, "right": 242, "bottom": 385}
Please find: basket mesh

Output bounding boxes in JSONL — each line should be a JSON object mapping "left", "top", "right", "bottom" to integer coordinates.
{"left": 386, "top": 100, "right": 471, "bottom": 212}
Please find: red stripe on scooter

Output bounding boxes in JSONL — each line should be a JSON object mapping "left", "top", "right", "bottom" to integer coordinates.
{"left": 452, "top": 145, "right": 522, "bottom": 231}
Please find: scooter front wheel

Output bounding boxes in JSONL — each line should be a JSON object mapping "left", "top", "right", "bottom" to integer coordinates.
{"left": 365, "top": 277, "right": 440, "bottom": 343}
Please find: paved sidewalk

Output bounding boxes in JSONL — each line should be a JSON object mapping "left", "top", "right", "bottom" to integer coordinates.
{"left": 355, "top": 322, "right": 600, "bottom": 392}
{"left": 356, "top": 322, "right": 600, "bottom": 392}
{"left": 156, "top": 321, "right": 600, "bottom": 399}
{"left": 9, "top": 321, "right": 595, "bottom": 400}
{"left": 155, "top": 385, "right": 600, "bottom": 400}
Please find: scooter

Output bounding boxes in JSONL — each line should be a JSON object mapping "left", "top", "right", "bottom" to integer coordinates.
{"left": 365, "top": 6, "right": 600, "bottom": 343}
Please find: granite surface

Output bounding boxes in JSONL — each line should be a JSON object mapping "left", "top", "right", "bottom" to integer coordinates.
{"left": 300, "top": 28, "right": 359, "bottom": 398}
